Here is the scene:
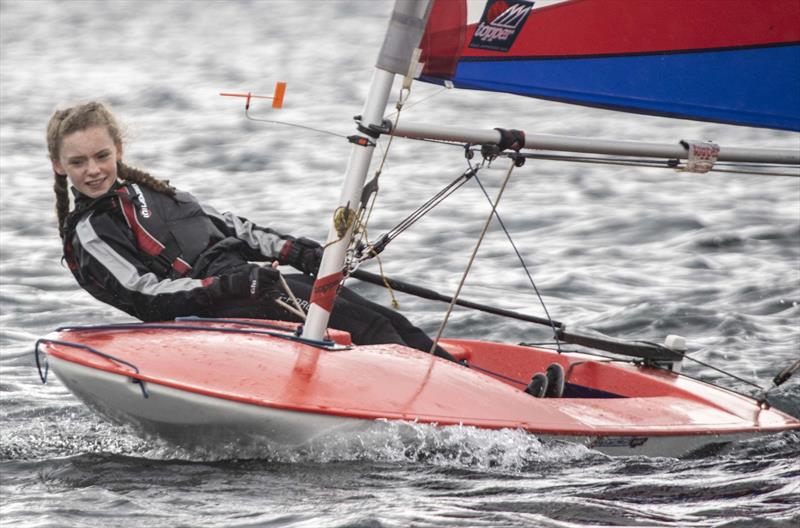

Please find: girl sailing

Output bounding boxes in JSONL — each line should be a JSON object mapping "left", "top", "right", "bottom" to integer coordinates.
{"left": 47, "top": 101, "right": 455, "bottom": 359}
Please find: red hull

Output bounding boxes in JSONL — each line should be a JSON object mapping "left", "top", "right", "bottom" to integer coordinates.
{"left": 38, "top": 319, "right": 799, "bottom": 447}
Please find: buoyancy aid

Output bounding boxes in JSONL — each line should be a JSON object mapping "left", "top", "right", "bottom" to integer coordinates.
{"left": 64, "top": 181, "right": 228, "bottom": 280}
{"left": 115, "top": 183, "right": 222, "bottom": 278}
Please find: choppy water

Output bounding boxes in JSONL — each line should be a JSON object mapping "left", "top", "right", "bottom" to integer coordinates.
{"left": 1, "top": 1, "right": 799, "bottom": 527}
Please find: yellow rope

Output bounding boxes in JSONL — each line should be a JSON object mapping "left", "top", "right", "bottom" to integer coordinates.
{"left": 430, "top": 161, "right": 517, "bottom": 353}
{"left": 332, "top": 205, "right": 357, "bottom": 241}
{"left": 374, "top": 251, "right": 399, "bottom": 309}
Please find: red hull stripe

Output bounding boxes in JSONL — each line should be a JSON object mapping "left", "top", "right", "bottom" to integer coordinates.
{"left": 309, "top": 271, "right": 344, "bottom": 313}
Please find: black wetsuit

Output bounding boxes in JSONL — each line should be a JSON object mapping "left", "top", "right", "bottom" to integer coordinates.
{"left": 62, "top": 180, "right": 450, "bottom": 356}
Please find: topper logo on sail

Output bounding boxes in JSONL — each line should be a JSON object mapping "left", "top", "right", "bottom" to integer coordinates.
{"left": 469, "top": 0, "right": 534, "bottom": 52}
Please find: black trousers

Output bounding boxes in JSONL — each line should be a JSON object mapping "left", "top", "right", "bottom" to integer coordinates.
{"left": 210, "top": 273, "right": 455, "bottom": 361}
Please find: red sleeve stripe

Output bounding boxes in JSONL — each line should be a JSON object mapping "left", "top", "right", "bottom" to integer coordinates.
{"left": 278, "top": 240, "right": 293, "bottom": 263}
{"left": 172, "top": 258, "right": 192, "bottom": 276}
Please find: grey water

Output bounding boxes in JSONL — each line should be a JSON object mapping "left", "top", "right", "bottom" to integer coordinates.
{"left": 1, "top": 1, "right": 799, "bottom": 526}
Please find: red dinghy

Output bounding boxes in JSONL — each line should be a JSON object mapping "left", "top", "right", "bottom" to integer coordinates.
{"left": 36, "top": 0, "right": 800, "bottom": 458}
{"left": 36, "top": 319, "right": 800, "bottom": 458}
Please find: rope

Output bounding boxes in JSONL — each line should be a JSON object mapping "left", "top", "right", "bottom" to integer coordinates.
{"left": 373, "top": 253, "right": 400, "bottom": 309}
{"left": 338, "top": 85, "right": 462, "bottom": 312}
{"left": 469, "top": 161, "right": 562, "bottom": 352}
{"left": 357, "top": 86, "right": 411, "bottom": 243}
{"left": 240, "top": 104, "right": 798, "bottom": 179}
{"left": 276, "top": 273, "right": 307, "bottom": 320}
{"left": 430, "top": 160, "right": 517, "bottom": 354}
{"left": 231, "top": 102, "right": 800, "bottom": 401}
{"left": 333, "top": 205, "right": 358, "bottom": 241}
{"left": 343, "top": 86, "right": 413, "bottom": 300}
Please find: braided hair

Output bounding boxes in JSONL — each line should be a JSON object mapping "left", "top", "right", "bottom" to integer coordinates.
{"left": 46, "top": 101, "right": 175, "bottom": 239}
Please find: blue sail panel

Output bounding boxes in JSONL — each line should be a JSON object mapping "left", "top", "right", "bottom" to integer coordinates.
{"left": 448, "top": 44, "right": 800, "bottom": 131}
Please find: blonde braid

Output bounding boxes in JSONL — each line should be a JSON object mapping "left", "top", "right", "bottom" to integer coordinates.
{"left": 53, "top": 172, "right": 71, "bottom": 239}
{"left": 47, "top": 108, "right": 74, "bottom": 239}
{"left": 117, "top": 162, "right": 175, "bottom": 197}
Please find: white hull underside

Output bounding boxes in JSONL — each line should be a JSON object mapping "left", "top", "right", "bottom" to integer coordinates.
{"left": 51, "top": 357, "right": 757, "bottom": 458}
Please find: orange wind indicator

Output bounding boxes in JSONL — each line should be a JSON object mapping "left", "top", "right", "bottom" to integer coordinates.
{"left": 220, "top": 81, "right": 287, "bottom": 110}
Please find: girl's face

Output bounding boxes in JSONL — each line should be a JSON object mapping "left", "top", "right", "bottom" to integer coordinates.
{"left": 52, "top": 125, "right": 122, "bottom": 198}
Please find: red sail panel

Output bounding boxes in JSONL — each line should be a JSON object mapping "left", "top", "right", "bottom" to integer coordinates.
{"left": 418, "top": 0, "right": 800, "bottom": 131}
{"left": 462, "top": 0, "right": 800, "bottom": 58}
{"left": 418, "top": 0, "right": 467, "bottom": 79}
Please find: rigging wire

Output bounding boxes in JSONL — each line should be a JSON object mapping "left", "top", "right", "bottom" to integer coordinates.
{"left": 356, "top": 85, "right": 411, "bottom": 241}
{"left": 239, "top": 100, "right": 798, "bottom": 178}
{"left": 480, "top": 149, "right": 800, "bottom": 178}
{"left": 383, "top": 86, "right": 451, "bottom": 119}
{"left": 244, "top": 108, "right": 349, "bottom": 139}
{"left": 430, "top": 160, "right": 517, "bottom": 354}
{"left": 344, "top": 86, "right": 414, "bottom": 306}
{"left": 519, "top": 340, "right": 784, "bottom": 403}
{"left": 680, "top": 353, "right": 765, "bottom": 390}
{"left": 370, "top": 148, "right": 790, "bottom": 395}
{"left": 378, "top": 166, "right": 478, "bottom": 246}
{"left": 469, "top": 158, "right": 562, "bottom": 353}
{"left": 233, "top": 92, "right": 798, "bottom": 400}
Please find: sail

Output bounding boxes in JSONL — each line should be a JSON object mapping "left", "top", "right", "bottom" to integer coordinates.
{"left": 418, "top": 0, "right": 800, "bottom": 131}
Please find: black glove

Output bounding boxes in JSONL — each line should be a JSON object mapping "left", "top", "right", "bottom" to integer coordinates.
{"left": 280, "top": 237, "right": 323, "bottom": 276}
{"left": 210, "top": 266, "right": 282, "bottom": 300}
